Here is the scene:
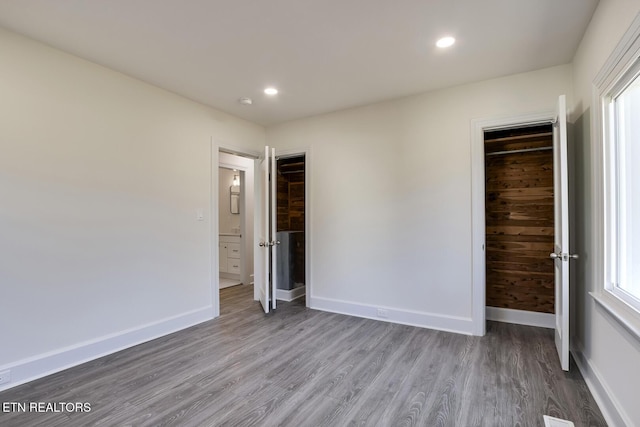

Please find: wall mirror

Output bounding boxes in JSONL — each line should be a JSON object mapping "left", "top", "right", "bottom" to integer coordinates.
{"left": 230, "top": 185, "right": 240, "bottom": 214}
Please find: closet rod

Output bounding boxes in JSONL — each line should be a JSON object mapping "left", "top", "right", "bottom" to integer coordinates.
{"left": 485, "top": 146, "right": 553, "bottom": 157}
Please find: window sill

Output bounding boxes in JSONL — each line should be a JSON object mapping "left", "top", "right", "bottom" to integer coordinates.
{"left": 590, "top": 291, "right": 640, "bottom": 341}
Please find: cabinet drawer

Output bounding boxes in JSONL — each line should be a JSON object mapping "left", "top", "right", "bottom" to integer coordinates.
{"left": 228, "top": 260, "right": 241, "bottom": 274}
{"left": 227, "top": 243, "right": 241, "bottom": 259}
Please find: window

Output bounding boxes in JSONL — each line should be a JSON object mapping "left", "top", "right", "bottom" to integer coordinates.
{"left": 605, "top": 64, "right": 640, "bottom": 312}
{"left": 593, "top": 14, "right": 640, "bottom": 335}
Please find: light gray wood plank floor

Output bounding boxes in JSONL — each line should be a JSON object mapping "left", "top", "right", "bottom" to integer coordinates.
{"left": 0, "top": 284, "right": 607, "bottom": 426}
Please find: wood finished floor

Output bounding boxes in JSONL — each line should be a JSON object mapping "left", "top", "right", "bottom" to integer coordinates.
{"left": 0, "top": 285, "right": 606, "bottom": 427}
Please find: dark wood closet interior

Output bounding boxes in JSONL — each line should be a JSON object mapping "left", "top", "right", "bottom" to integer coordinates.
{"left": 277, "top": 156, "right": 305, "bottom": 232}
{"left": 484, "top": 124, "right": 555, "bottom": 313}
{"left": 276, "top": 156, "right": 305, "bottom": 288}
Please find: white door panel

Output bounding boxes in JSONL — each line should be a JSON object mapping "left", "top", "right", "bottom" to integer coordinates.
{"left": 255, "top": 146, "right": 278, "bottom": 313}
{"left": 552, "top": 95, "right": 571, "bottom": 371}
{"left": 257, "top": 146, "right": 270, "bottom": 313}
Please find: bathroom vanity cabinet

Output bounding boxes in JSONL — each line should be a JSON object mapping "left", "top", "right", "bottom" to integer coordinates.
{"left": 219, "top": 234, "right": 241, "bottom": 278}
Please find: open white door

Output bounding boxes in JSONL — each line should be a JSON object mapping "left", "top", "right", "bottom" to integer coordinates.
{"left": 255, "top": 146, "right": 279, "bottom": 313}
{"left": 256, "top": 146, "right": 270, "bottom": 313}
{"left": 551, "top": 94, "right": 575, "bottom": 371}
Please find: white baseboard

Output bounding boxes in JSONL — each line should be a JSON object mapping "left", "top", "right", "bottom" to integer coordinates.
{"left": 276, "top": 286, "right": 305, "bottom": 302}
{"left": 309, "top": 296, "right": 474, "bottom": 335}
{"left": 486, "top": 306, "right": 555, "bottom": 329}
{"left": 219, "top": 278, "right": 242, "bottom": 289}
{"left": 0, "top": 306, "right": 213, "bottom": 393}
{"left": 571, "top": 341, "right": 631, "bottom": 427}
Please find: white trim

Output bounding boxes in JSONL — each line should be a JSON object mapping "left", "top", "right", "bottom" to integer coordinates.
{"left": 0, "top": 307, "right": 213, "bottom": 392}
{"left": 210, "top": 138, "right": 219, "bottom": 318}
{"left": 218, "top": 143, "right": 261, "bottom": 160}
{"left": 486, "top": 307, "right": 555, "bottom": 329}
{"left": 309, "top": 296, "right": 474, "bottom": 335}
{"left": 590, "top": 291, "right": 640, "bottom": 341}
{"left": 593, "top": 13, "right": 640, "bottom": 90}
{"left": 470, "top": 111, "right": 555, "bottom": 337}
{"left": 276, "top": 286, "right": 306, "bottom": 302}
{"left": 571, "top": 339, "right": 632, "bottom": 427}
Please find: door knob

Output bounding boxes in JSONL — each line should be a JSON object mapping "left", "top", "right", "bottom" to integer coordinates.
{"left": 259, "top": 242, "right": 267, "bottom": 247}
{"left": 550, "top": 252, "right": 579, "bottom": 260}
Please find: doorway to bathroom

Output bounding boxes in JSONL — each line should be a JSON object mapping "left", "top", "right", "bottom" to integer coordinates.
{"left": 217, "top": 151, "right": 256, "bottom": 314}
{"left": 218, "top": 166, "right": 243, "bottom": 289}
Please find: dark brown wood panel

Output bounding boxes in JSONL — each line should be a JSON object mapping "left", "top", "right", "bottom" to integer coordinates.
{"left": 289, "top": 179, "right": 305, "bottom": 231}
{"left": 276, "top": 159, "right": 305, "bottom": 233}
{"left": 277, "top": 171, "right": 290, "bottom": 231}
{"left": 485, "top": 130, "right": 555, "bottom": 314}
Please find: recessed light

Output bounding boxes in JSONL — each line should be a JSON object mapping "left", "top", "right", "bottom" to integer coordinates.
{"left": 264, "top": 87, "right": 278, "bottom": 96}
{"left": 436, "top": 36, "right": 455, "bottom": 48}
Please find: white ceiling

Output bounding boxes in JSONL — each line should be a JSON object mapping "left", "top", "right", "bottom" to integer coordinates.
{"left": 0, "top": 0, "right": 599, "bottom": 126}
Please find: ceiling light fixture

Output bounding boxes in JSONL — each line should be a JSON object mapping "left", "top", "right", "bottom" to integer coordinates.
{"left": 264, "top": 87, "right": 278, "bottom": 96}
{"left": 436, "top": 36, "right": 456, "bottom": 48}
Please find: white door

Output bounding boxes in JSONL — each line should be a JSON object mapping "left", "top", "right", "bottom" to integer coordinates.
{"left": 270, "top": 147, "right": 278, "bottom": 310}
{"left": 256, "top": 146, "right": 270, "bottom": 313}
{"left": 551, "top": 94, "right": 574, "bottom": 371}
{"left": 255, "top": 146, "right": 278, "bottom": 313}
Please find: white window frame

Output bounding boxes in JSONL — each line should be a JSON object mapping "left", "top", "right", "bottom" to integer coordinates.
{"left": 603, "top": 62, "right": 640, "bottom": 312}
{"left": 591, "top": 13, "right": 640, "bottom": 339}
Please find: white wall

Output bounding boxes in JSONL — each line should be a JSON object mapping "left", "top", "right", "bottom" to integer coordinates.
{"left": 571, "top": 1, "right": 640, "bottom": 426}
{"left": 219, "top": 168, "right": 241, "bottom": 234}
{"left": 267, "top": 65, "right": 572, "bottom": 333}
{"left": 0, "top": 27, "right": 264, "bottom": 390}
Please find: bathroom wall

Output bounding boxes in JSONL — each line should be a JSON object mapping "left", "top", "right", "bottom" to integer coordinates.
{"left": 219, "top": 168, "right": 241, "bottom": 234}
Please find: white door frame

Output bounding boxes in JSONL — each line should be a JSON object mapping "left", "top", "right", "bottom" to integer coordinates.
{"left": 211, "top": 140, "right": 261, "bottom": 318}
{"left": 470, "top": 111, "right": 555, "bottom": 336}
{"left": 276, "top": 147, "right": 312, "bottom": 308}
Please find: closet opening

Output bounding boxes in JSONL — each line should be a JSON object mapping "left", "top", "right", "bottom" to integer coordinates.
{"left": 484, "top": 124, "right": 555, "bottom": 326}
{"left": 275, "top": 155, "right": 306, "bottom": 302}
